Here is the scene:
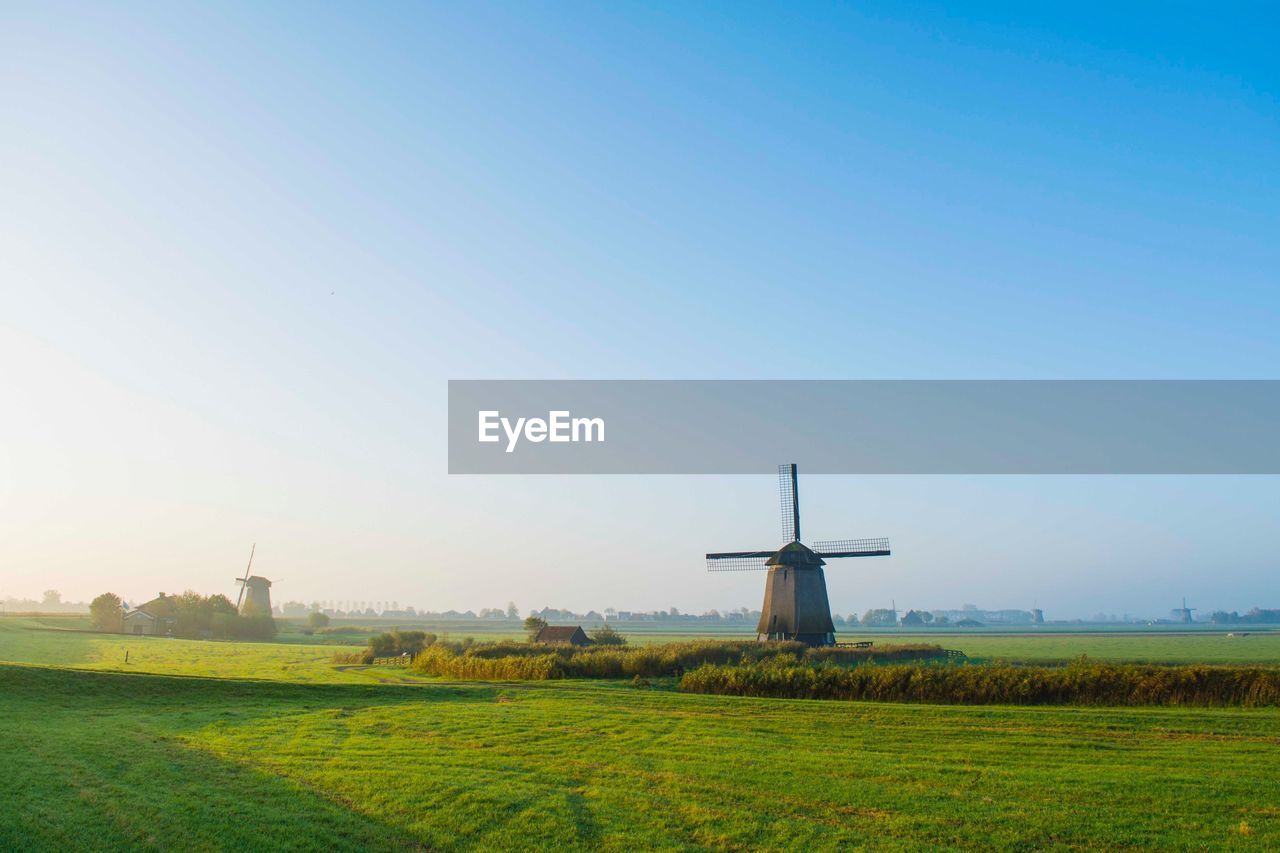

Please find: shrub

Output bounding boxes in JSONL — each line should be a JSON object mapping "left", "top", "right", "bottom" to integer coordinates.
{"left": 330, "top": 651, "right": 367, "bottom": 665}
{"left": 230, "top": 614, "right": 278, "bottom": 641}
{"left": 367, "top": 629, "right": 434, "bottom": 659}
{"left": 588, "top": 624, "right": 627, "bottom": 646}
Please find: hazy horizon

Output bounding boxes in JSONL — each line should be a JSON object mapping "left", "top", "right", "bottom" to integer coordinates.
{"left": 3, "top": 4, "right": 1277, "bottom": 621}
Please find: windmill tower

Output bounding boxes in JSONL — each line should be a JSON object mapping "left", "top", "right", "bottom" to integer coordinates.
{"left": 234, "top": 544, "right": 274, "bottom": 616}
{"left": 1173, "top": 597, "right": 1195, "bottom": 624}
{"left": 706, "top": 464, "right": 891, "bottom": 646}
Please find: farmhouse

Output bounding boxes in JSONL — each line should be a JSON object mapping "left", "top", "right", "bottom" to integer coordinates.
{"left": 536, "top": 625, "right": 591, "bottom": 646}
{"left": 121, "top": 593, "right": 177, "bottom": 636}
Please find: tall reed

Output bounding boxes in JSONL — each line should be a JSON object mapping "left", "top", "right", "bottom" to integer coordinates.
{"left": 678, "top": 658, "right": 1280, "bottom": 707}
{"left": 412, "top": 639, "right": 949, "bottom": 680}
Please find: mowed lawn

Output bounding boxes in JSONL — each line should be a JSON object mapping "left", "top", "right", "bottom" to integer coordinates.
{"left": 2, "top": 663, "right": 1279, "bottom": 850}
{"left": 3, "top": 619, "right": 1280, "bottom": 849}
{"left": 0, "top": 617, "right": 370, "bottom": 683}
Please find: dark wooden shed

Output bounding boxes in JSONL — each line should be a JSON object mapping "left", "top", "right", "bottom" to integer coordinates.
{"left": 536, "top": 625, "right": 591, "bottom": 646}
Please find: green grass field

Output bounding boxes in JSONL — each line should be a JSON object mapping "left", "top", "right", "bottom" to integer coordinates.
{"left": 3, "top": 616, "right": 1279, "bottom": 850}
{"left": 861, "top": 630, "right": 1280, "bottom": 665}
{"left": 0, "top": 616, "right": 371, "bottom": 683}
{"left": 294, "top": 617, "right": 1280, "bottom": 664}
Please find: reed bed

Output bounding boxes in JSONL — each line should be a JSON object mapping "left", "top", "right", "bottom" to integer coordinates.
{"left": 411, "top": 639, "right": 949, "bottom": 680}
{"left": 678, "top": 658, "right": 1280, "bottom": 707}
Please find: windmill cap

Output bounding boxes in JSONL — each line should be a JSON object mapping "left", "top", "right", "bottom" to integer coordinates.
{"left": 766, "top": 541, "right": 826, "bottom": 568}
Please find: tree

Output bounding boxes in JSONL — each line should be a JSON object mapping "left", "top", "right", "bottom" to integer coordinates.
{"left": 506, "top": 601, "right": 520, "bottom": 619}
{"left": 308, "top": 611, "right": 331, "bottom": 629}
{"left": 173, "top": 590, "right": 211, "bottom": 638}
{"left": 209, "top": 594, "right": 237, "bottom": 616}
{"left": 862, "top": 608, "right": 898, "bottom": 627}
{"left": 588, "top": 624, "right": 626, "bottom": 646}
{"left": 209, "top": 594, "right": 239, "bottom": 639}
{"left": 368, "top": 629, "right": 431, "bottom": 658}
{"left": 89, "top": 592, "right": 123, "bottom": 632}
{"left": 901, "top": 610, "right": 925, "bottom": 627}
{"left": 232, "top": 614, "right": 278, "bottom": 641}
{"left": 42, "top": 590, "right": 61, "bottom": 606}
{"left": 523, "top": 614, "right": 548, "bottom": 641}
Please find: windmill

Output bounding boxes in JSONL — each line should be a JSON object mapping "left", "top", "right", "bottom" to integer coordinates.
{"left": 1172, "top": 597, "right": 1196, "bottom": 624}
{"left": 234, "top": 544, "right": 274, "bottom": 616}
{"left": 706, "top": 464, "right": 890, "bottom": 646}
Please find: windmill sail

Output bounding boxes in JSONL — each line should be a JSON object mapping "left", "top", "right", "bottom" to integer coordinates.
{"left": 812, "top": 538, "right": 891, "bottom": 558}
{"left": 705, "top": 555, "right": 771, "bottom": 572}
{"left": 235, "top": 543, "right": 255, "bottom": 609}
{"left": 778, "top": 463, "right": 799, "bottom": 543}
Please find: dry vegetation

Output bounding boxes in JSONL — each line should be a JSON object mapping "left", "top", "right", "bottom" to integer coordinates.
{"left": 411, "top": 639, "right": 950, "bottom": 680}
{"left": 680, "top": 657, "right": 1280, "bottom": 706}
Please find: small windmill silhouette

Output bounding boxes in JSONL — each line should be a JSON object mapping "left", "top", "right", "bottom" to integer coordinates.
{"left": 234, "top": 544, "right": 275, "bottom": 616}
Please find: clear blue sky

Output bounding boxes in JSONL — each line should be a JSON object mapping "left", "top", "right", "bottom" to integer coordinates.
{"left": 2, "top": 2, "right": 1276, "bottom": 617}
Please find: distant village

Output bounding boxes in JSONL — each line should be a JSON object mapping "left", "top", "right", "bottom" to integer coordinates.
{"left": 9, "top": 590, "right": 1277, "bottom": 629}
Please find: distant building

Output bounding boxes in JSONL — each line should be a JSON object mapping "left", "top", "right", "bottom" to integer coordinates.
{"left": 122, "top": 593, "right": 177, "bottom": 636}
{"left": 535, "top": 625, "right": 591, "bottom": 646}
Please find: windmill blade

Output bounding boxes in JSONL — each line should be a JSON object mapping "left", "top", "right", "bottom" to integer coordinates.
{"left": 706, "top": 551, "right": 773, "bottom": 571}
{"left": 706, "top": 555, "right": 770, "bottom": 572}
{"left": 812, "top": 537, "right": 891, "bottom": 558}
{"left": 778, "top": 463, "right": 799, "bottom": 543}
{"left": 236, "top": 543, "right": 255, "bottom": 609}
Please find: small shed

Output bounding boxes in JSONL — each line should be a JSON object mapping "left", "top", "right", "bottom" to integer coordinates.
{"left": 535, "top": 625, "right": 591, "bottom": 646}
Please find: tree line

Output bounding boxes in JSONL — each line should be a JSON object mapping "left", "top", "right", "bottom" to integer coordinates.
{"left": 89, "top": 591, "right": 276, "bottom": 640}
{"left": 1210, "top": 609, "right": 1280, "bottom": 625}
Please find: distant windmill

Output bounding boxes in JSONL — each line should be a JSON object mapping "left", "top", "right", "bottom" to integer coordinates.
{"left": 706, "top": 464, "right": 891, "bottom": 646}
{"left": 234, "top": 544, "right": 274, "bottom": 616}
{"left": 1173, "top": 597, "right": 1196, "bottom": 624}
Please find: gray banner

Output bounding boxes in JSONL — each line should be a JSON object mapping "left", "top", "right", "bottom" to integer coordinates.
{"left": 447, "top": 380, "right": 1280, "bottom": 474}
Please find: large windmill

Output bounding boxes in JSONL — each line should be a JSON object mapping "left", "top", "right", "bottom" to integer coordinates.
{"left": 706, "top": 464, "right": 890, "bottom": 646}
{"left": 234, "top": 544, "right": 274, "bottom": 617}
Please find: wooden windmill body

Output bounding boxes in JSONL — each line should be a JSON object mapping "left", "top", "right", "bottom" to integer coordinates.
{"left": 234, "top": 544, "right": 274, "bottom": 616}
{"left": 706, "top": 465, "right": 890, "bottom": 646}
